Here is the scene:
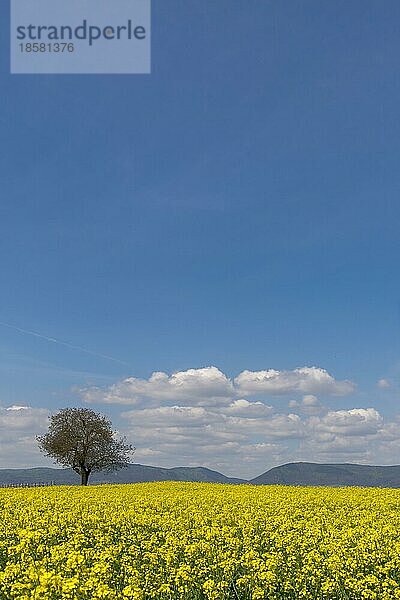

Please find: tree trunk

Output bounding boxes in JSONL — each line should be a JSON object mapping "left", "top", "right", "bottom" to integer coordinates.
{"left": 81, "top": 470, "right": 90, "bottom": 486}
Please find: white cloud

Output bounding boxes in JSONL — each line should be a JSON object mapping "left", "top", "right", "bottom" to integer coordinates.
{"left": 377, "top": 378, "right": 391, "bottom": 389}
{"left": 122, "top": 405, "right": 212, "bottom": 427}
{"left": 296, "top": 408, "right": 389, "bottom": 464}
{"left": 0, "top": 405, "right": 50, "bottom": 468}
{"left": 2, "top": 365, "right": 395, "bottom": 477}
{"left": 308, "top": 408, "right": 383, "bottom": 437}
{"left": 118, "top": 402, "right": 306, "bottom": 477}
{"left": 235, "top": 367, "right": 355, "bottom": 396}
{"left": 82, "top": 366, "right": 234, "bottom": 407}
{"left": 75, "top": 365, "right": 366, "bottom": 477}
{"left": 81, "top": 365, "right": 355, "bottom": 408}
{"left": 302, "top": 395, "right": 320, "bottom": 407}
{"left": 289, "top": 395, "right": 323, "bottom": 416}
{"left": 116, "top": 402, "right": 400, "bottom": 477}
{"left": 0, "top": 398, "right": 398, "bottom": 478}
{"left": 0, "top": 405, "right": 49, "bottom": 431}
{"left": 225, "top": 399, "right": 273, "bottom": 417}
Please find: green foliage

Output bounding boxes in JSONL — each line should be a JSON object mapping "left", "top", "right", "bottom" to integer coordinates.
{"left": 37, "top": 407, "right": 134, "bottom": 485}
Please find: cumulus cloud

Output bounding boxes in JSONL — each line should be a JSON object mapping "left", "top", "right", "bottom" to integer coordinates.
{"left": 0, "top": 405, "right": 50, "bottom": 468}
{"left": 3, "top": 364, "right": 394, "bottom": 477}
{"left": 225, "top": 399, "right": 274, "bottom": 417}
{"left": 0, "top": 396, "right": 398, "bottom": 478}
{"left": 308, "top": 408, "right": 383, "bottom": 437}
{"left": 0, "top": 405, "right": 49, "bottom": 431}
{"left": 235, "top": 367, "right": 355, "bottom": 396}
{"left": 115, "top": 401, "right": 400, "bottom": 478}
{"left": 81, "top": 365, "right": 355, "bottom": 407}
{"left": 119, "top": 400, "right": 307, "bottom": 477}
{"left": 76, "top": 364, "right": 366, "bottom": 477}
{"left": 302, "top": 395, "right": 320, "bottom": 407}
{"left": 122, "top": 405, "right": 212, "bottom": 428}
{"left": 82, "top": 367, "right": 235, "bottom": 407}
{"left": 289, "top": 395, "right": 323, "bottom": 415}
{"left": 296, "top": 408, "right": 389, "bottom": 465}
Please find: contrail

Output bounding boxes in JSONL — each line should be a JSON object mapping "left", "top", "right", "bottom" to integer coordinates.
{"left": 0, "top": 321, "right": 129, "bottom": 366}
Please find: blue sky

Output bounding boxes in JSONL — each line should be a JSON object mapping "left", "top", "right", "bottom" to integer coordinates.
{"left": 0, "top": 1, "right": 400, "bottom": 476}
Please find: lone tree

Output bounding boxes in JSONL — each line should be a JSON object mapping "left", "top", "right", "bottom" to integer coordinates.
{"left": 37, "top": 407, "right": 134, "bottom": 485}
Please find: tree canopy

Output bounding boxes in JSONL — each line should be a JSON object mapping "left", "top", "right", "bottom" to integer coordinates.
{"left": 37, "top": 407, "right": 134, "bottom": 485}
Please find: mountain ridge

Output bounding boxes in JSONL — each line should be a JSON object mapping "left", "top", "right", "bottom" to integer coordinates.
{"left": 0, "top": 464, "right": 244, "bottom": 486}
{"left": 249, "top": 462, "right": 400, "bottom": 487}
{"left": 2, "top": 462, "right": 400, "bottom": 487}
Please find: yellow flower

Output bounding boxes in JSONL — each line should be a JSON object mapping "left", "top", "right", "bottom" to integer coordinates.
{"left": 0, "top": 482, "right": 399, "bottom": 598}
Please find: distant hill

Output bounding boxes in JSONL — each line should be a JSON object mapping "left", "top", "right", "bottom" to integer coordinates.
{"left": 2, "top": 462, "right": 400, "bottom": 487}
{"left": 0, "top": 464, "right": 244, "bottom": 486}
{"left": 250, "top": 462, "right": 400, "bottom": 487}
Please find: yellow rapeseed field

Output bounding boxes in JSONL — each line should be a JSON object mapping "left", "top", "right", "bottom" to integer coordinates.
{"left": 0, "top": 482, "right": 399, "bottom": 599}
